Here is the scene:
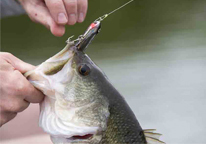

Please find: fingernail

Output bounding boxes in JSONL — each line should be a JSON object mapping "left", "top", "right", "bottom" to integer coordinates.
{"left": 68, "top": 14, "right": 76, "bottom": 25}
{"left": 78, "top": 13, "right": 84, "bottom": 23}
{"left": 58, "top": 13, "right": 67, "bottom": 24}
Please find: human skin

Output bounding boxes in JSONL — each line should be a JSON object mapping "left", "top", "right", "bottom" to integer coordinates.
{"left": 18, "top": 0, "right": 88, "bottom": 37}
{"left": 0, "top": 52, "right": 45, "bottom": 127}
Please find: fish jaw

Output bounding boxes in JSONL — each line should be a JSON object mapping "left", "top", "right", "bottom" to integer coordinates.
{"left": 50, "top": 133, "right": 103, "bottom": 144}
{"left": 39, "top": 96, "right": 100, "bottom": 137}
{"left": 25, "top": 43, "right": 75, "bottom": 99}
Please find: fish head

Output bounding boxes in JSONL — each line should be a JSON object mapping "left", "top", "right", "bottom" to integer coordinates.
{"left": 25, "top": 41, "right": 110, "bottom": 143}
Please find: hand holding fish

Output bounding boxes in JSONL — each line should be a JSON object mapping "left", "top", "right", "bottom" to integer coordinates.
{"left": 18, "top": 0, "right": 88, "bottom": 37}
{"left": 0, "top": 52, "right": 45, "bottom": 127}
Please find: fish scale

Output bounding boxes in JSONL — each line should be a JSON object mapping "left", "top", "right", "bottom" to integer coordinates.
{"left": 98, "top": 85, "right": 147, "bottom": 144}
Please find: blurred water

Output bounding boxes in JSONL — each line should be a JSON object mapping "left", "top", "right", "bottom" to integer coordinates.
{"left": 1, "top": 0, "right": 206, "bottom": 144}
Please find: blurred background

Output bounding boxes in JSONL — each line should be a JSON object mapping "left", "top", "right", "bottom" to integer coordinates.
{"left": 1, "top": 0, "right": 206, "bottom": 144}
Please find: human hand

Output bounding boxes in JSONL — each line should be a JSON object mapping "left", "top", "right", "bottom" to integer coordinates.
{"left": 18, "top": 0, "right": 88, "bottom": 37}
{"left": 0, "top": 52, "right": 45, "bottom": 127}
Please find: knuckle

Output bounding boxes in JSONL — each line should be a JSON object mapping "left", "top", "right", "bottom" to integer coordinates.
{"left": 15, "top": 81, "right": 27, "bottom": 93}
{"left": 69, "top": 3, "right": 76, "bottom": 10}
{"left": 0, "top": 62, "right": 14, "bottom": 71}
{"left": 9, "top": 102, "right": 20, "bottom": 112}
{"left": 13, "top": 76, "right": 28, "bottom": 94}
{"left": 64, "top": 0, "right": 77, "bottom": 9}
{"left": 49, "top": 0, "right": 63, "bottom": 8}
{"left": 0, "top": 52, "right": 13, "bottom": 59}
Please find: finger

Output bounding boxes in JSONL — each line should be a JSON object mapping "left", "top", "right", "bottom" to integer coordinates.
{"left": 24, "top": 83, "right": 45, "bottom": 103}
{"left": 63, "top": 0, "right": 77, "bottom": 25}
{"left": 45, "top": 0, "right": 68, "bottom": 25}
{"left": 19, "top": 0, "right": 65, "bottom": 37}
{"left": 0, "top": 98, "right": 29, "bottom": 112}
{"left": 13, "top": 70, "right": 45, "bottom": 103}
{"left": 1, "top": 52, "right": 35, "bottom": 73}
{"left": 0, "top": 112, "right": 17, "bottom": 127}
{"left": 16, "top": 100, "right": 30, "bottom": 112}
{"left": 21, "top": 78, "right": 45, "bottom": 103}
{"left": 77, "top": 0, "right": 88, "bottom": 23}
{"left": 24, "top": 85, "right": 45, "bottom": 103}
{"left": 50, "top": 20, "right": 66, "bottom": 37}
{"left": 0, "top": 59, "right": 14, "bottom": 71}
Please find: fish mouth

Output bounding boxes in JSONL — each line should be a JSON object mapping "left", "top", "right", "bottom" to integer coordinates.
{"left": 51, "top": 133, "right": 96, "bottom": 144}
{"left": 67, "top": 134, "right": 94, "bottom": 141}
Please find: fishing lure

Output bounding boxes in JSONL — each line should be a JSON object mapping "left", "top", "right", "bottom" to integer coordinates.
{"left": 67, "top": 0, "right": 134, "bottom": 51}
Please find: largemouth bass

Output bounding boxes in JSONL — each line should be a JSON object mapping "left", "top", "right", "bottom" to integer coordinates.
{"left": 25, "top": 40, "right": 165, "bottom": 144}
{"left": 25, "top": 1, "right": 165, "bottom": 143}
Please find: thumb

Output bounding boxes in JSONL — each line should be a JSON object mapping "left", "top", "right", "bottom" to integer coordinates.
{"left": 19, "top": 0, "right": 65, "bottom": 37}
{"left": 2, "top": 52, "right": 35, "bottom": 73}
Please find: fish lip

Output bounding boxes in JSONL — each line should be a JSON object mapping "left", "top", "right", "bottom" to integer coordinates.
{"left": 66, "top": 134, "right": 94, "bottom": 141}
{"left": 45, "top": 47, "right": 74, "bottom": 63}
{"left": 51, "top": 133, "right": 96, "bottom": 144}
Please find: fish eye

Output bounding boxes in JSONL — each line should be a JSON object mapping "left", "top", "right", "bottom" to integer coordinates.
{"left": 78, "top": 64, "right": 90, "bottom": 76}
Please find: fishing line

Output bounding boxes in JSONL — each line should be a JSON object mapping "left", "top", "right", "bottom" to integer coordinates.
{"left": 107, "top": 0, "right": 134, "bottom": 16}
{"left": 95, "top": 0, "right": 134, "bottom": 22}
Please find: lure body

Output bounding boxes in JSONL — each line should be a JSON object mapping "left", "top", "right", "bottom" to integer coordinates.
{"left": 76, "top": 21, "right": 101, "bottom": 51}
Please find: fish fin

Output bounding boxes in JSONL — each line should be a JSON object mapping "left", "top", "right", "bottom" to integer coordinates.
{"left": 144, "top": 132, "right": 162, "bottom": 139}
{"left": 144, "top": 129, "right": 157, "bottom": 132}
{"left": 143, "top": 129, "right": 165, "bottom": 144}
